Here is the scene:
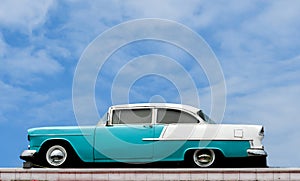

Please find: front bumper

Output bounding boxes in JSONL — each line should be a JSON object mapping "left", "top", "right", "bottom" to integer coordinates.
{"left": 247, "top": 149, "right": 267, "bottom": 156}
{"left": 20, "top": 150, "right": 37, "bottom": 162}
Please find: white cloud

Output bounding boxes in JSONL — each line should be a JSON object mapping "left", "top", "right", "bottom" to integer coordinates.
{"left": 0, "top": 33, "right": 6, "bottom": 56}
{"left": 0, "top": 80, "right": 75, "bottom": 126}
{"left": 225, "top": 83, "right": 300, "bottom": 167}
{"left": 0, "top": 47, "right": 64, "bottom": 85}
{"left": 216, "top": 1, "right": 300, "bottom": 61}
{"left": 0, "top": 80, "right": 49, "bottom": 123}
{"left": 27, "top": 99, "right": 74, "bottom": 124}
{"left": 0, "top": 0, "right": 54, "bottom": 32}
{"left": 122, "top": 0, "right": 256, "bottom": 29}
{"left": 223, "top": 55, "right": 300, "bottom": 166}
{"left": 244, "top": 1, "right": 300, "bottom": 47}
{"left": 124, "top": 1, "right": 201, "bottom": 20}
{"left": 224, "top": 54, "right": 300, "bottom": 118}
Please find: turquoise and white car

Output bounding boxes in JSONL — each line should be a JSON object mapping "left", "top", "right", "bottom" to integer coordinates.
{"left": 20, "top": 103, "right": 267, "bottom": 168}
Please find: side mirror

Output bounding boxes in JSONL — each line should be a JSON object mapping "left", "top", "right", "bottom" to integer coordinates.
{"left": 106, "top": 120, "right": 112, "bottom": 126}
{"left": 106, "top": 111, "right": 114, "bottom": 126}
{"left": 106, "top": 113, "right": 110, "bottom": 126}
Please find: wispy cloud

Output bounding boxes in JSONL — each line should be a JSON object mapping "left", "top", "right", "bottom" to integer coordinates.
{"left": 0, "top": 80, "right": 48, "bottom": 122}
{"left": 0, "top": 80, "right": 74, "bottom": 124}
{"left": 0, "top": 0, "right": 54, "bottom": 32}
{"left": 0, "top": 46, "right": 64, "bottom": 85}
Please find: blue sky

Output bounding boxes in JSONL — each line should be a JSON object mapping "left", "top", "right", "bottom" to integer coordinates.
{"left": 1, "top": 0, "right": 300, "bottom": 167}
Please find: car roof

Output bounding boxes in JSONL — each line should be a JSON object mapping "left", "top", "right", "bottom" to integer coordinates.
{"left": 110, "top": 103, "right": 201, "bottom": 114}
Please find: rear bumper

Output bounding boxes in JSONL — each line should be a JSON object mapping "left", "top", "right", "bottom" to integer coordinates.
{"left": 247, "top": 149, "right": 267, "bottom": 156}
{"left": 20, "top": 150, "right": 37, "bottom": 162}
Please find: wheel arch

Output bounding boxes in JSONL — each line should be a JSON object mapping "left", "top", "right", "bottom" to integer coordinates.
{"left": 39, "top": 138, "right": 81, "bottom": 161}
{"left": 40, "top": 138, "right": 72, "bottom": 150}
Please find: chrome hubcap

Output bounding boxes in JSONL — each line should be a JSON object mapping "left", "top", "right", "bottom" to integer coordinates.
{"left": 198, "top": 154, "right": 212, "bottom": 163}
{"left": 46, "top": 145, "right": 67, "bottom": 167}
{"left": 193, "top": 149, "right": 215, "bottom": 167}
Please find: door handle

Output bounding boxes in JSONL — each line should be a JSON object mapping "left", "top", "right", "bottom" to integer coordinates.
{"left": 143, "top": 125, "right": 153, "bottom": 128}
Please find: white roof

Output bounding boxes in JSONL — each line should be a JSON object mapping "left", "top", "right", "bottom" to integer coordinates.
{"left": 110, "top": 103, "right": 201, "bottom": 115}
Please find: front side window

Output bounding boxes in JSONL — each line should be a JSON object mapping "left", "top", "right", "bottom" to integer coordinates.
{"left": 157, "top": 108, "right": 199, "bottom": 124}
{"left": 112, "top": 108, "right": 152, "bottom": 124}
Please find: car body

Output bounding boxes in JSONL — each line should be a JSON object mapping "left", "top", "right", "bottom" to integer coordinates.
{"left": 20, "top": 103, "right": 267, "bottom": 168}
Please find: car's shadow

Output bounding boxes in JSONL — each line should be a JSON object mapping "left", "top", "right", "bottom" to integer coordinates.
{"left": 70, "top": 159, "right": 267, "bottom": 169}
{"left": 29, "top": 156, "right": 267, "bottom": 169}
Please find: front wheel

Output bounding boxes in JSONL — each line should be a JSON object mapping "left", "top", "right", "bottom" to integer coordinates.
{"left": 38, "top": 144, "right": 73, "bottom": 168}
{"left": 192, "top": 149, "right": 217, "bottom": 168}
{"left": 45, "top": 145, "right": 68, "bottom": 167}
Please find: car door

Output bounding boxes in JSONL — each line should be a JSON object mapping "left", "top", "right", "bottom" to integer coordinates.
{"left": 94, "top": 108, "right": 154, "bottom": 161}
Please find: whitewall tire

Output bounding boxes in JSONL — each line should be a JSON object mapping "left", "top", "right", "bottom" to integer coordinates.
{"left": 45, "top": 145, "right": 68, "bottom": 167}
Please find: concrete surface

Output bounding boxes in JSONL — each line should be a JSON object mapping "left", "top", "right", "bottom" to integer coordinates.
{"left": 0, "top": 168, "right": 300, "bottom": 181}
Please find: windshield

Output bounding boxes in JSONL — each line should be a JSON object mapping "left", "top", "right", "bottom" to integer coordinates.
{"left": 97, "top": 113, "right": 108, "bottom": 126}
{"left": 197, "top": 110, "right": 216, "bottom": 124}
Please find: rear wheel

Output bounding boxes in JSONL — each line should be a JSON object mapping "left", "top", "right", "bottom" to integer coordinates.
{"left": 192, "top": 149, "right": 217, "bottom": 168}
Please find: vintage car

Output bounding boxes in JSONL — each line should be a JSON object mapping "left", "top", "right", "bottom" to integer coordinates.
{"left": 20, "top": 103, "right": 267, "bottom": 168}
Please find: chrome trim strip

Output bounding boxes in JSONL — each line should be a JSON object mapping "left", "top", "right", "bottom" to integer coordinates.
{"left": 20, "top": 150, "right": 37, "bottom": 158}
{"left": 247, "top": 149, "right": 267, "bottom": 156}
{"left": 30, "top": 134, "right": 92, "bottom": 137}
{"left": 143, "top": 138, "right": 252, "bottom": 141}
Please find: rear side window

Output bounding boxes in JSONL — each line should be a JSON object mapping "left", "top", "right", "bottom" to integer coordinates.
{"left": 157, "top": 109, "right": 198, "bottom": 124}
{"left": 112, "top": 109, "right": 152, "bottom": 124}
